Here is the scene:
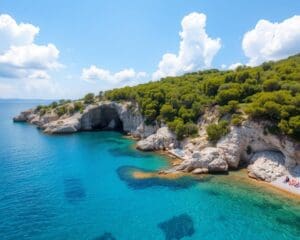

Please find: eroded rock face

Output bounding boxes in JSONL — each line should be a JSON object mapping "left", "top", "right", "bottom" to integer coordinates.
{"left": 13, "top": 109, "right": 34, "bottom": 122}
{"left": 13, "top": 101, "right": 158, "bottom": 138}
{"left": 248, "top": 151, "right": 287, "bottom": 182}
{"left": 136, "top": 127, "right": 177, "bottom": 151}
{"left": 174, "top": 147, "right": 228, "bottom": 173}
{"left": 170, "top": 121, "right": 300, "bottom": 178}
{"left": 43, "top": 114, "right": 81, "bottom": 134}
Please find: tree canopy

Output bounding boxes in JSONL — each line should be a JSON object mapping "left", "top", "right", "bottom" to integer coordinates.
{"left": 104, "top": 54, "right": 300, "bottom": 140}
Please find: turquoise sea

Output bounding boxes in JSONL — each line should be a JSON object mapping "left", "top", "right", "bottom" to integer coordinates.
{"left": 0, "top": 100, "right": 299, "bottom": 240}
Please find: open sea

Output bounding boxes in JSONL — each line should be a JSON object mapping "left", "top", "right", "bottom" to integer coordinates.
{"left": 0, "top": 100, "right": 299, "bottom": 240}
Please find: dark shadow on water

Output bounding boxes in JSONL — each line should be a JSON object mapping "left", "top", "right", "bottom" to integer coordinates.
{"left": 93, "top": 232, "right": 116, "bottom": 240}
{"left": 109, "top": 147, "right": 152, "bottom": 159}
{"left": 64, "top": 178, "right": 86, "bottom": 203}
{"left": 158, "top": 214, "right": 195, "bottom": 240}
{"left": 117, "top": 166, "right": 207, "bottom": 190}
{"left": 204, "top": 189, "right": 222, "bottom": 197}
{"left": 253, "top": 201, "right": 283, "bottom": 212}
{"left": 104, "top": 138, "right": 127, "bottom": 145}
{"left": 275, "top": 213, "right": 300, "bottom": 235}
{"left": 217, "top": 214, "right": 227, "bottom": 222}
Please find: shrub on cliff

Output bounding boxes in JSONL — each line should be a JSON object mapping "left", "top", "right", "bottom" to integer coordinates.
{"left": 50, "top": 101, "right": 58, "bottom": 108}
{"left": 74, "top": 101, "right": 84, "bottom": 113}
{"left": 84, "top": 93, "right": 95, "bottom": 104}
{"left": 167, "top": 118, "right": 198, "bottom": 140}
{"left": 206, "top": 120, "right": 229, "bottom": 143}
{"left": 55, "top": 106, "right": 67, "bottom": 116}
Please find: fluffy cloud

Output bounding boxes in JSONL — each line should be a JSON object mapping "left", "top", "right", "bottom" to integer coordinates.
{"left": 0, "top": 14, "right": 61, "bottom": 79}
{"left": 152, "top": 12, "right": 221, "bottom": 80}
{"left": 0, "top": 14, "right": 39, "bottom": 53}
{"left": 81, "top": 65, "right": 147, "bottom": 86}
{"left": 243, "top": 15, "right": 300, "bottom": 66}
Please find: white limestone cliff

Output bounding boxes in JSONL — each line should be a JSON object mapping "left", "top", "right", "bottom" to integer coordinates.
{"left": 13, "top": 101, "right": 300, "bottom": 183}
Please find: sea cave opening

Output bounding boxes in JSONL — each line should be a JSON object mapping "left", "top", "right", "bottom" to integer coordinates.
{"left": 89, "top": 105, "right": 124, "bottom": 132}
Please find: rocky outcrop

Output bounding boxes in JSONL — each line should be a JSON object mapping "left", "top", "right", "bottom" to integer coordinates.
{"left": 13, "top": 109, "right": 34, "bottom": 122}
{"left": 174, "top": 147, "right": 228, "bottom": 173}
{"left": 168, "top": 117, "right": 300, "bottom": 178}
{"left": 248, "top": 151, "right": 287, "bottom": 182}
{"left": 13, "top": 101, "right": 157, "bottom": 138}
{"left": 136, "top": 127, "right": 177, "bottom": 151}
{"left": 43, "top": 113, "right": 81, "bottom": 133}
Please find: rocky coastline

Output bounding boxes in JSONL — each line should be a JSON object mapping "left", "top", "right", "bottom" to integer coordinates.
{"left": 13, "top": 100, "right": 300, "bottom": 196}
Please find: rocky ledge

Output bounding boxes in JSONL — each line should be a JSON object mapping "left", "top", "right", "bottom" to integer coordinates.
{"left": 14, "top": 101, "right": 300, "bottom": 185}
{"left": 13, "top": 101, "right": 158, "bottom": 138}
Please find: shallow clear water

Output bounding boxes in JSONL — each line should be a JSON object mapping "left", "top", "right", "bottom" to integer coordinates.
{"left": 0, "top": 100, "right": 299, "bottom": 240}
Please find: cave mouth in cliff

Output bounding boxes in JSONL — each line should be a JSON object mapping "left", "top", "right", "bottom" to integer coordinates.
{"left": 91, "top": 106, "right": 124, "bottom": 132}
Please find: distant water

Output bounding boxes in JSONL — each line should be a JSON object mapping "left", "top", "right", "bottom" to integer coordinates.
{"left": 0, "top": 100, "right": 299, "bottom": 240}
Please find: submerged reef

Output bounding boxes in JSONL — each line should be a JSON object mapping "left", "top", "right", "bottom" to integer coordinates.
{"left": 116, "top": 166, "right": 208, "bottom": 190}
{"left": 158, "top": 214, "right": 195, "bottom": 240}
{"left": 64, "top": 178, "right": 86, "bottom": 203}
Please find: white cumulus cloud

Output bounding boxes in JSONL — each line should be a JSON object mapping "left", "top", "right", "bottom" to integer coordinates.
{"left": 152, "top": 12, "right": 221, "bottom": 80}
{"left": 0, "top": 14, "right": 61, "bottom": 79}
{"left": 0, "top": 14, "right": 39, "bottom": 53}
{"left": 81, "top": 65, "right": 147, "bottom": 86}
{"left": 243, "top": 15, "right": 300, "bottom": 66}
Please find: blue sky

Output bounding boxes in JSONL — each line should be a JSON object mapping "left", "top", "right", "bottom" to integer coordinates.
{"left": 0, "top": 0, "right": 300, "bottom": 99}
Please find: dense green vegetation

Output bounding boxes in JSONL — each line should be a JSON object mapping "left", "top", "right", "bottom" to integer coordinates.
{"left": 105, "top": 54, "right": 300, "bottom": 140}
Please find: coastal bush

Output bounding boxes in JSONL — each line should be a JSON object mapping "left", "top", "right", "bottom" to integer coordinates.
{"left": 84, "top": 93, "right": 95, "bottom": 104}
{"left": 183, "top": 122, "right": 199, "bottom": 137}
{"left": 206, "top": 120, "right": 229, "bottom": 143}
{"left": 219, "top": 100, "right": 239, "bottom": 116}
{"left": 58, "top": 99, "right": 71, "bottom": 105}
{"left": 263, "top": 79, "right": 281, "bottom": 92}
{"left": 74, "top": 101, "right": 84, "bottom": 113}
{"left": 55, "top": 106, "right": 67, "bottom": 116}
{"left": 39, "top": 107, "right": 47, "bottom": 116}
{"left": 167, "top": 118, "right": 198, "bottom": 140}
{"left": 50, "top": 101, "right": 58, "bottom": 108}
{"left": 160, "top": 104, "right": 176, "bottom": 121}
{"left": 231, "top": 114, "right": 244, "bottom": 126}
{"left": 36, "top": 105, "right": 44, "bottom": 111}
{"left": 216, "top": 88, "right": 241, "bottom": 105}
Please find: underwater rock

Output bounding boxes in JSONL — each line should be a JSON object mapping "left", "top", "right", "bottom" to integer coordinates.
{"left": 64, "top": 178, "right": 86, "bottom": 203}
{"left": 93, "top": 232, "right": 116, "bottom": 240}
{"left": 158, "top": 214, "right": 195, "bottom": 240}
{"left": 117, "top": 166, "right": 200, "bottom": 190}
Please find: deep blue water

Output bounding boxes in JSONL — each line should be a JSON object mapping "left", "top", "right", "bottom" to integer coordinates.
{"left": 0, "top": 100, "right": 299, "bottom": 240}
